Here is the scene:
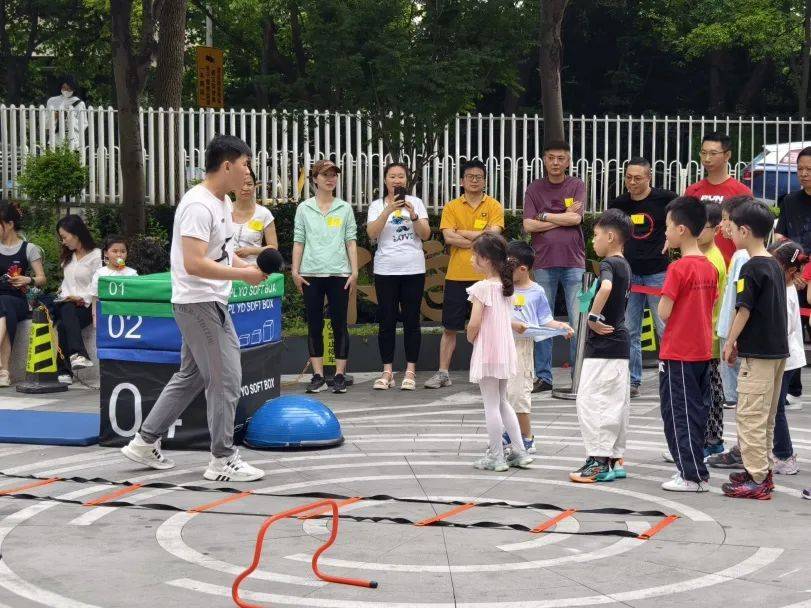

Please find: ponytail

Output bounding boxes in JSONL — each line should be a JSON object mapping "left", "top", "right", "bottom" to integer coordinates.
{"left": 472, "top": 233, "right": 515, "bottom": 297}
{"left": 768, "top": 239, "right": 808, "bottom": 272}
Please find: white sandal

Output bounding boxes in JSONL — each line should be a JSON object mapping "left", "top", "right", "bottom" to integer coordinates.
{"left": 373, "top": 371, "right": 394, "bottom": 390}
{"left": 400, "top": 371, "right": 416, "bottom": 391}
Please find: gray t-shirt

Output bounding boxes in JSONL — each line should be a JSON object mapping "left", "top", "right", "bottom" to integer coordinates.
{"left": 0, "top": 240, "right": 43, "bottom": 265}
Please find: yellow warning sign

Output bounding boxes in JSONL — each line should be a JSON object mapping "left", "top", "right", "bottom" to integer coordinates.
{"left": 196, "top": 47, "right": 224, "bottom": 108}
{"left": 322, "top": 319, "right": 335, "bottom": 366}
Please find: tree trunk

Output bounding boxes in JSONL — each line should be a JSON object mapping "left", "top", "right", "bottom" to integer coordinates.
{"left": 800, "top": 0, "right": 811, "bottom": 118}
{"left": 538, "top": 0, "right": 568, "bottom": 145}
{"left": 153, "top": 0, "right": 187, "bottom": 204}
{"left": 111, "top": 0, "right": 160, "bottom": 236}
{"left": 708, "top": 50, "right": 726, "bottom": 114}
{"left": 153, "top": 0, "right": 186, "bottom": 109}
{"left": 734, "top": 58, "right": 772, "bottom": 114}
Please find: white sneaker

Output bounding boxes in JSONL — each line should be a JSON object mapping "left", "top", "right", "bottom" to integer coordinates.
{"left": 121, "top": 434, "right": 175, "bottom": 470}
{"left": 0, "top": 370, "right": 10, "bottom": 388}
{"left": 57, "top": 374, "right": 73, "bottom": 384}
{"left": 773, "top": 454, "right": 799, "bottom": 475}
{"left": 661, "top": 450, "right": 675, "bottom": 463}
{"left": 661, "top": 474, "right": 709, "bottom": 492}
{"left": 785, "top": 395, "right": 803, "bottom": 411}
{"left": 70, "top": 354, "right": 93, "bottom": 369}
{"left": 203, "top": 450, "right": 265, "bottom": 482}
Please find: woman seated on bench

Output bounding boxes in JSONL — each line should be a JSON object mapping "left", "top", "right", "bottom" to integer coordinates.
{"left": 55, "top": 214, "right": 101, "bottom": 384}
{"left": 0, "top": 201, "right": 47, "bottom": 387}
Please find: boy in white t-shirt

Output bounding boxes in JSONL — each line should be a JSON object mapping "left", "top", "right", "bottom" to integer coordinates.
{"left": 90, "top": 235, "right": 138, "bottom": 326}
{"left": 121, "top": 135, "right": 267, "bottom": 482}
{"left": 504, "top": 241, "right": 573, "bottom": 453}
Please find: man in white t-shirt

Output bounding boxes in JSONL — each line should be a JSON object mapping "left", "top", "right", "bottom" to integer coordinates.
{"left": 122, "top": 135, "right": 267, "bottom": 482}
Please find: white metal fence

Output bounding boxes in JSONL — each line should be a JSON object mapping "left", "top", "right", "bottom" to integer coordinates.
{"left": 1, "top": 104, "right": 808, "bottom": 211}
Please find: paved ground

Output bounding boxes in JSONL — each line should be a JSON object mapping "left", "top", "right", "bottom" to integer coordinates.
{"left": 0, "top": 367, "right": 810, "bottom": 608}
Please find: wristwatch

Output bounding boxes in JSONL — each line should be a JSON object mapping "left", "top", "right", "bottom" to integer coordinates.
{"left": 540, "top": 212, "right": 548, "bottom": 222}
{"left": 588, "top": 313, "right": 605, "bottom": 323}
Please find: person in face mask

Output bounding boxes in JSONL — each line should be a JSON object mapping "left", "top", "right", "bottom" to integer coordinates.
{"left": 45, "top": 76, "right": 87, "bottom": 149}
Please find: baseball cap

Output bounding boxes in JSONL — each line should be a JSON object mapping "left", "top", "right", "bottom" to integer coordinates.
{"left": 311, "top": 160, "right": 341, "bottom": 179}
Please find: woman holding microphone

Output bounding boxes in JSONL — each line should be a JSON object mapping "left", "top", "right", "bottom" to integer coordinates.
{"left": 367, "top": 162, "right": 430, "bottom": 390}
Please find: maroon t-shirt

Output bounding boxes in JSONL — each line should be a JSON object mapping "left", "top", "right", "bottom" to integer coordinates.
{"left": 523, "top": 176, "right": 586, "bottom": 270}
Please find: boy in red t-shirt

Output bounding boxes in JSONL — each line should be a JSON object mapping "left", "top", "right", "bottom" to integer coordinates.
{"left": 657, "top": 196, "right": 719, "bottom": 492}
{"left": 685, "top": 132, "right": 753, "bottom": 265}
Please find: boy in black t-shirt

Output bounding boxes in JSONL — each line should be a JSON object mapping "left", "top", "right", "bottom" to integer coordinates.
{"left": 571, "top": 209, "right": 632, "bottom": 483}
{"left": 722, "top": 200, "right": 788, "bottom": 500}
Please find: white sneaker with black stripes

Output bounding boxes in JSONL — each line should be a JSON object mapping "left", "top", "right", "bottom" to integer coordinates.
{"left": 203, "top": 449, "right": 265, "bottom": 482}
{"left": 121, "top": 434, "right": 175, "bottom": 470}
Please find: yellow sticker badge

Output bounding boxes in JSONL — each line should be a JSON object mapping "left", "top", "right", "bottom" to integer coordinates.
{"left": 393, "top": 209, "right": 402, "bottom": 218}
{"left": 631, "top": 214, "right": 645, "bottom": 225}
{"left": 248, "top": 219, "right": 264, "bottom": 231}
{"left": 474, "top": 218, "right": 487, "bottom": 230}
{"left": 736, "top": 278, "right": 745, "bottom": 293}
{"left": 514, "top": 294, "right": 526, "bottom": 306}
{"left": 564, "top": 197, "right": 574, "bottom": 208}
{"left": 326, "top": 216, "right": 343, "bottom": 228}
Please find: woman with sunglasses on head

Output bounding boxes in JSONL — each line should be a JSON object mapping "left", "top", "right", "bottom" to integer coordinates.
{"left": 367, "top": 162, "right": 430, "bottom": 390}
{"left": 232, "top": 167, "right": 278, "bottom": 263}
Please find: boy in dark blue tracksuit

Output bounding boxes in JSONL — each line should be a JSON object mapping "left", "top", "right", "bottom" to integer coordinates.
{"left": 657, "top": 197, "right": 718, "bottom": 492}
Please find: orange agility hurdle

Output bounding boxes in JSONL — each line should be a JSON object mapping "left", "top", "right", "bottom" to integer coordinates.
{"left": 232, "top": 498, "right": 378, "bottom": 608}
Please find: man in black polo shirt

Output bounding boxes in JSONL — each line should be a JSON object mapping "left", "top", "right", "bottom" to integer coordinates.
{"left": 608, "top": 157, "right": 676, "bottom": 397}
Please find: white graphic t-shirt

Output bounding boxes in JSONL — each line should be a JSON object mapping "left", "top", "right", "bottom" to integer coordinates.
{"left": 367, "top": 195, "right": 429, "bottom": 275}
{"left": 171, "top": 184, "right": 234, "bottom": 305}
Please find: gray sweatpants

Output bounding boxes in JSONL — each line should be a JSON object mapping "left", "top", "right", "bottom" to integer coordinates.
{"left": 140, "top": 301, "right": 241, "bottom": 458}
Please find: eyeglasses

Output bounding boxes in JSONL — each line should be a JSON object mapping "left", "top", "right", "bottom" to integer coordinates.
{"left": 625, "top": 175, "right": 648, "bottom": 183}
{"left": 544, "top": 155, "right": 568, "bottom": 163}
{"left": 464, "top": 174, "right": 485, "bottom": 182}
{"left": 699, "top": 150, "right": 726, "bottom": 158}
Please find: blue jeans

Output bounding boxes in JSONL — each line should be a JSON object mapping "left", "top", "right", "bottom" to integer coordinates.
{"left": 625, "top": 272, "right": 666, "bottom": 386}
{"left": 773, "top": 368, "right": 797, "bottom": 460}
{"left": 533, "top": 267, "right": 584, "bottom": 383}
{"left": 718, "top": 337, "right": 740, "bottom": 404}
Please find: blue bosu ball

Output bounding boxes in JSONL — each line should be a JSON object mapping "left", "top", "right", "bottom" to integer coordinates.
{"left": 244, "top": 396, "right": 344, "bottom": 449}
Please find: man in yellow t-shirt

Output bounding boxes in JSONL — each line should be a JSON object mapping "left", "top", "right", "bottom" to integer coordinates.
{"left": 424, "top": 159, "right": 505, "bottom": 389}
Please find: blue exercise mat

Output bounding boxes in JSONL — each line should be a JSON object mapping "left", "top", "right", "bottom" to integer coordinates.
{"left": 0, "top": 410, "right": 99, "bottom": 446}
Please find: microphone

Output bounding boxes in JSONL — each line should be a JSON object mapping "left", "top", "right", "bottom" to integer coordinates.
{"left": 256, "top": 248, "right": 284, "bottom": 275}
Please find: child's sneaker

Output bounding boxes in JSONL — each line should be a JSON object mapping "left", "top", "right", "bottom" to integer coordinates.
{"left": 501, "top": 432, "right": 536, "bottom": 454}
{"left": 785, "top": 394, "right": 803, "bottom": 411}
{"left": 610, "top": 458, "right": 626, "bottom": 479}
{"left": 772, "top": 454, "right": 799, "bottom": 475}
{"left": 802, "top": 488, "right": 810, "bottom": 500}
{"left": 121, "top": 434, "right": 175, "bottom": 470}
{"left": 707, "top": 445, "right": 744, "bottom": 469}
{"left": 473, "top": 450, "right": 508, "bottom": 472}
{"left": 69, "top": 354, "right": 93, "bottom": 369}
{"left": 661, "top": 450, "right": 675, "bottom": 463}
{"left": 722, "top": 474, "right": 772, "bottom": 500}
{"left": 704, "top": 443, "right": 724, "bottom": 459}
{"left": 661, "top": 473, "right": 709, "bottom": 492}
{"left": 569, "top": 457, "right": 614, "bottom": 483}
{"left": 203, "top": 450, "right": 265, "bottom": 482}
{"left": 506, "top": 449, "right": 533, "bottom": 469}
{"left": 729, "top": 470, "right": 774, "bottom": 491}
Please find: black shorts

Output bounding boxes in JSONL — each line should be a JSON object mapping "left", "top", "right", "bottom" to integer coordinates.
{"left": 442, "top": 280, "right": 476, "bottom": 331}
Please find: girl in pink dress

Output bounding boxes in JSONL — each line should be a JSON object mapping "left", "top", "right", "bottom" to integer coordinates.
{"left": 467, "top": 234, "right": 534, "bottom": 471}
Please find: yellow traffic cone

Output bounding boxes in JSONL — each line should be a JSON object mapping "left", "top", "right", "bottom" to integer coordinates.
{"left": 16, "top": 305, "right": 68, "bottom": 394}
